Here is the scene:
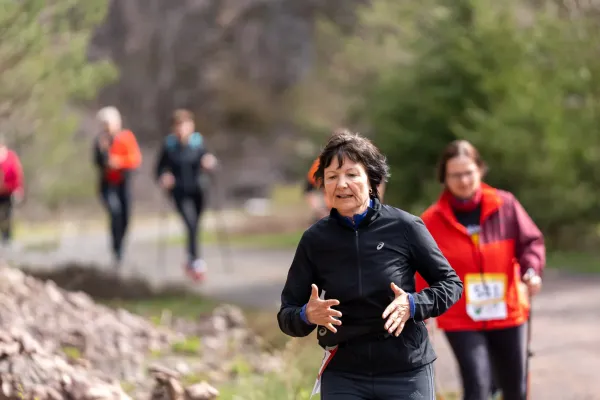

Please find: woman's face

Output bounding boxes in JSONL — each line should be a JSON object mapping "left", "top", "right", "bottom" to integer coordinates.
{"left": 445, "top": 155, "right": 482, "bottom": 199}
{"left": 103, "top": 120, "right": 121, "bottom": 135}
{"left": 323, "top": 156, "right": 371, "bottom": 217}
{"left": 174, "top": 120, "right": 194, "bottom": 138}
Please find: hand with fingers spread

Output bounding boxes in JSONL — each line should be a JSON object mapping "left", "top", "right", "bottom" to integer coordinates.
{"left": 382, "top": 282, "right": 411, "bottom": 337}
{"left": 305, "top": 284, "right": 343, "bottom": 333}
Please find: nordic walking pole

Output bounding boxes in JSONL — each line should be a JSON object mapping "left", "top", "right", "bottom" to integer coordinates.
{"left": 208, "top": 167, "right": 233, "bottom": 273}
{"left": 157, "top": 191, "right": 169, "bottom": 279}
{"left": 525, "top": 292, "right": 533, "bottom": 400}
{"left": 524, "top": 268, "right": 536, "bottom": 400}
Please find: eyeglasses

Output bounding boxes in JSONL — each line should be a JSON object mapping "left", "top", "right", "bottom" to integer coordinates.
{"left": 446, "top": 170, "right": 477, "bottom": 181}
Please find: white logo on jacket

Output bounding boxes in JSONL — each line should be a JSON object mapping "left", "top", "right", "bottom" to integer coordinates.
{"left": 377, "top": 242, "right": 385, "bottom": 250}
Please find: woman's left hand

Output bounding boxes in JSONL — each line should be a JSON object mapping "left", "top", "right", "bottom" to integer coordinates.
{"left": 201, "top": 154, "right": 217, "bottom": 170}
{"left": 382, "top": 282, "right": 411, "bottom": 336}
{"left": 523, "top": 269, "right": 542, "bottom": 297}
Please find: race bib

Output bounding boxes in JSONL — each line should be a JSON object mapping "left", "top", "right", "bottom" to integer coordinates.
{"left": 310, "top": 289, "right": 338, "bottom": 398}
{"left": 310, "top": 346, "right": 338, "bottom": 398}
{"left": 465, "top": 273, "right": 508, "bottom": 321}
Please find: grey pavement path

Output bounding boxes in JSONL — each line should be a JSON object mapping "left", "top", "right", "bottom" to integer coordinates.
{"left": 3, "top": 213, "right": 293, "bottom": 310}
{"left": 2, "top": 218, "right": 600, "bottom": 399}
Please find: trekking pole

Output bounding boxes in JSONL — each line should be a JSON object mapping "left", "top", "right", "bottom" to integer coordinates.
{"left": 209, "top": 167, "right": 233, "bottom": 274}
{"left": 157, "top": 191, "right": 168, "bottom": 279}
{"left": 524, "top": 269, "right": 536, "bottom": 400}
{"left": 525, "top": 293, "right": 533, "bottom": 400}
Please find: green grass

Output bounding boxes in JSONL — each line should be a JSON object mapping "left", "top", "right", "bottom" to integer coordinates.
{"left": 172, "top": 336, "right": 202, "bottom": 355}
{"left": 546, "top": 251, "right": 600, "bottom": 274}
{"left": 165, "top": 229, "right": 303, "bottom": 250}
{"left": 103, "top": 294, "right": 220, "bottom": 320}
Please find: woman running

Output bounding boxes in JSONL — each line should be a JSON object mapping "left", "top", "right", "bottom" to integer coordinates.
{"left": 155, "top": 109, "right": 217, "bottom": 282}
{"left": 93, "top": 106, "right": 142, "bottom": 265}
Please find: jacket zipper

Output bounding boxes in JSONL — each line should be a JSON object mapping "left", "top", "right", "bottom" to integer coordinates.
{"left": 355, "top": 229, "right": 362, "bottom": 296}
{"left": 355, "top": 227, "right": 372, "bottom": 374}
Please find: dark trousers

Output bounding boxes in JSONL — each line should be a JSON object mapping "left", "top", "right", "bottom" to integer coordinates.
{"left": 321, "top": 363, "right": 435, "bottom": 400}
{"left": 171, "top": 190, "right": 204, "bottom": 263}
{"left": 0, "top": 196, "right": 12, "bottom": 243}
{"left": 100, "top": 181, "right": 130, "bottom": 260}
{"left": 444, "top": 323, "right": 527, "bottom": 400}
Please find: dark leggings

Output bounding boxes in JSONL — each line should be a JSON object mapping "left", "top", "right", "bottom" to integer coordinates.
{"left": 321, "top": 363, "right": 435, "bottom": 399}
{"left": 444, "top": 324, "right": 527, "bottom": 400}
{"left": 100, "top": 182, "right": 130, "bottom": 260}
{"left": 171, "top": 191, "right": 204, "bottom": 263}
{"left": 0, "top": 196, "right": 12, "bottom": 243}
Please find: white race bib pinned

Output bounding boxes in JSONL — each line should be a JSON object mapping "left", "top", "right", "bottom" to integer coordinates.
{"left": 465, "top": 273, "right": 508, "bottom": 321}
{"left": 310, "top": 288, "right": 338, "bottom": 398}
{"left": 310, "top": 345, "right": 338, "bottom": 398}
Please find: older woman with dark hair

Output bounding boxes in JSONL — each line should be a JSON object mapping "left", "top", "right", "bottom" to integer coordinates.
{"left": 277, "top": 130, "right": 463, "bottom": 399}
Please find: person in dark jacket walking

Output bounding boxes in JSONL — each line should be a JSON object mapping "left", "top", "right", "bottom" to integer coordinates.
{"left": 277, "top": 129, "right": 463, "bottom": 399}
{"left": 93, "top": 106, "right": 142, "bottom": 265}
{"left": 155, "top": 109, "right": 217, "bottom": 282}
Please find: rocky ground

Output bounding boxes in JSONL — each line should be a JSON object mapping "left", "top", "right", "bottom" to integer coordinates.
{"left": 0, "top": 265, "right": 282, "bottom": 400}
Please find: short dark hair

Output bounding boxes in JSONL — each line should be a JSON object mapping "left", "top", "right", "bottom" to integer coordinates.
{"left": 313, "top": 129, "right": 390, "bottom": 199}
{"left": 437, "top": 139, "right": 488, "bottom": 183}
{"left": 171, "top": 109, "right": 194, "bottom": 126}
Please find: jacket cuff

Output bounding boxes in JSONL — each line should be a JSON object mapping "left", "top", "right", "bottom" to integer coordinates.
{"left": 300, "top": 303, "right": 314, "bottom": 325}
{"left": 408, "top": 293, "right": 416, "bottom": 319}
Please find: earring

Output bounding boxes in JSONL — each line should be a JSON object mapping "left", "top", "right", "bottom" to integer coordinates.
{"left": 369, "top": 188, "right": 373, "bottom": 194}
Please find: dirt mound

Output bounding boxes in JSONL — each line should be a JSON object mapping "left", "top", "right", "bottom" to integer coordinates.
{"left": 20, "top": 262, "right": 188, "bottom": 300}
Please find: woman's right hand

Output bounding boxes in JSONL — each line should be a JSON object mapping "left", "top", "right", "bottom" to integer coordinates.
{"left": 159, "top": 172, "right": 175, "bottom": 190}
{"left": 306, "top": 284, "right": 342, "bottom": 333}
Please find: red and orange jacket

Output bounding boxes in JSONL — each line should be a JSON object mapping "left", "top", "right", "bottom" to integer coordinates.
{"left": 416, "top": 183, "right": 545, "bottom": 331}
{"left": 0, "top": 149, "right": 23, "bottom": 196}
{"left": 94, "top": 130, "right": 142, "bottom": 185}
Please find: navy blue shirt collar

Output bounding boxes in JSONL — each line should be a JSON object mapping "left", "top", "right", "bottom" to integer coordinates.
{"left": 342, "top": 198, "right": 374, "bottom": 228}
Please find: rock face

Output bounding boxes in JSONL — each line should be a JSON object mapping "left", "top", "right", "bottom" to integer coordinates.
{"left": 0, "top": 265, "right": 176, "bottom": 383}
{"left": 86, "top": 0, "right": 365, "bottom": 204}
{"left": 0, "top": 264, "right": 282, "bottom": 399}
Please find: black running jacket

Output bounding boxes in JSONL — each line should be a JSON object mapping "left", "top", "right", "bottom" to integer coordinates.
{"left": 277, "top": 198, "right": 463, "bottom": 374}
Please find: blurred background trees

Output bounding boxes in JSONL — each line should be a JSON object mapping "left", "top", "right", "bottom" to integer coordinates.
{"left": 294, "top": 0, "right": 600, "bottom": 250}
{"left": 3, "top": 0, "right": 600, "bottom": 250}
{"left": 0, "top": 0, "right": 117, "bottom": 211}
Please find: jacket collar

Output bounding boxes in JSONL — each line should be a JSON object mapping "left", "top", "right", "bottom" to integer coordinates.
{"left": 330, "top": 197, "right": 381, "bottom": 230}
{"left": 435, "top": 183, "right": 502, "bottom": 234}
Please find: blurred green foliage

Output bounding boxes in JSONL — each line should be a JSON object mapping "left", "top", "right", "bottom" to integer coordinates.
{"left": 0, "top": 0, "right": 117, "bottom": 209}
{"left": 296, "top": 0, "right": 600, "bottom": 250}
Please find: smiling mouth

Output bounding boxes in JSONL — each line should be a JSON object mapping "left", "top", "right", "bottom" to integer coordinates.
{"left": 336, "top": 194, "right": 352, "bottom": 199}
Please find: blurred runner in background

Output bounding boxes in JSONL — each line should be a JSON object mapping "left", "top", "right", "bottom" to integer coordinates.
{"left": 93, "top": 106, "right": 142, "bottom": 266}
{"left": 155, "top": 109, "right": 218, "bottom": 282}
{"left": 304, "top": 157, "right": 329, "bottom": 222}
{"left": 0, "top": 135, "right": 24, "bottom": 250}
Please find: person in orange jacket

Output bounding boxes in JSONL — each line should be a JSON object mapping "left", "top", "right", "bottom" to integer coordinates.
{"left": 304, "top": 155, "right": 386, "bottom": 222}
{"left": 416, "top": 139, "right": 544, "bottom": 400}
{"left": 93, "top": 106, "right": 142, "bottom": 265}
{"left": 303, "top": 157, "right": 330, "bottom": 221}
